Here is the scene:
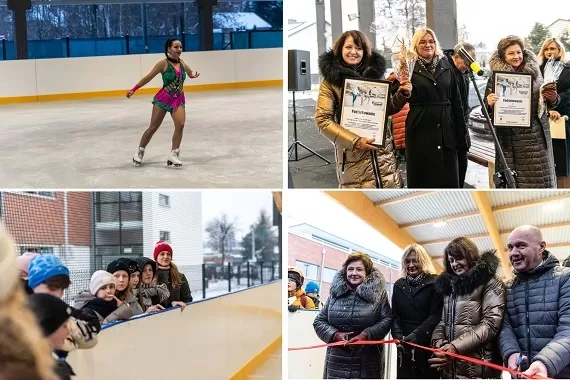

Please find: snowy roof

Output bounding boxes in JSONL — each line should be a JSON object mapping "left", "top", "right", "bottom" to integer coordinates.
{"left": 213, "top": 12, "right": 271, "bottom": 30}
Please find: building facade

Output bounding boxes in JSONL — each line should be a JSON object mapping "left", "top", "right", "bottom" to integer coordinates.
{"left": 288, "top": 223, "right": 402, "bottom": 301}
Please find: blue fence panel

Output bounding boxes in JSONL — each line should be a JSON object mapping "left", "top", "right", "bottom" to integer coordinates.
{"left": 0, "top": 30, "right": 282, "bottom": 60}
{"left": 251, "top": 31, "right": 282, "bottom": 49}
{"left": 28, "top": 39, "right": 65, "bottom": 59}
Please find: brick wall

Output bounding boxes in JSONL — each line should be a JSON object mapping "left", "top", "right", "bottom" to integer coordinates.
{"left": 288, "top": 233, "right": 402, "bottom": 301}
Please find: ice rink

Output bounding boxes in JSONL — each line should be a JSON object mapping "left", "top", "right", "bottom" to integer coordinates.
{"left": 0, "top": 87, "right": 282, "bottom": 188}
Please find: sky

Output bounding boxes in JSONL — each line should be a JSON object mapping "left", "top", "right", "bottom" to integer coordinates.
{"left": 287, "top": 191, "right": 403, "bottom": 262}
{"left": 201, "top": 191, "right": 274, "bottom": 240}
{"left": 286, "top": 0, "right": 568, "bottom": 51}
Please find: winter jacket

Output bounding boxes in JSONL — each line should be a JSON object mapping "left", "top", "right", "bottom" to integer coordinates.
{"left": 59, "top": 306, "right": 101, "bottom": 353}
{"left": 391, "top": 273, "right": 443, "bottom": 378}
{"left": 73, "top": 290, "right": 134, "bottom": 325}
{"left": 485, "top": 49, "right": 556, "bottom": 188}
{"left": 134, "top": 283, "right": 170, "bottom": 311}
{"left": 432, "top": 251, "right": 505, "bottom": 379}
{"left": 157, "top": 268, "right": 193, "bottom": 308}
{"left": 499, "top": 251, "right": 570, "bottom": 378}
{"left": 316, "top": 49, "right": 407, "bottom": 188}
{"left": 394, "top": 56, "right": 467, "bottom": 188}
{"left": 443, "top": 50, "right": 472, "bottom": 149}
{"left": 288, "top": 288, "right": 316, "bottom": 310}
{"left": 387, "top": 73, "right": 410, "bottom": 150}
{"left": 313, "top": 268, "right": 392, "bottom": 379}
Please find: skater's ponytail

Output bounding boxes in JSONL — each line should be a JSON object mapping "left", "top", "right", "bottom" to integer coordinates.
{"left": 164, "top": 39, "right": 175, "bottom": 57}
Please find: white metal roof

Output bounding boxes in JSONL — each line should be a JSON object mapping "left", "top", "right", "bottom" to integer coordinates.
{"left": 363, "top": 190, "right": 570, "bottom": 274}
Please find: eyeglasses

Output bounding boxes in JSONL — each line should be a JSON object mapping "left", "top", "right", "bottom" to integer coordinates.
{"left": 418, "top": 40, "right": 435, "bottom": 46}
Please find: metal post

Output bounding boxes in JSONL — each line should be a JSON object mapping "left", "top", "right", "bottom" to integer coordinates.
{"left": 141, "top": 3, "right": 148, "bottom": 54}
{"left": 125, "top": 34, "right": 130, "bottom": 55}
{"left": 65, "top": 37, "right": 70, "bottom": 57}
{"left": 8, "top": 0, "right": 32, "bottom": 60}
{"left": 1, "top": 39, "right": 6, "bottom": 60}
{"left": 237, "top": 264, "right": 241, "bottom": 285}
{"left": 330, "top": 0, "right": 343, "bottom": 43}
{"left": 319, "top": 248, "right": 326, "bottom": 293}
{"left": 260, "top": 262, "right": 264, "bottom": 284}
{"left": 315, "top": 0, "right": 326, "bottom": 63}
{"left": 228, "top": 263, "right": 232, "bottom": 292}
{"left": 63, "top": 192, "right": 69, "bottom": 259}
{"left": 247, "top": 262, "right": 250, "bottom": 287}
{"left": 197, "top": 0, "right": 217, "bottom": 51}
{"left": 271, "top": 261, "right": 276, "bottom": 281}
{"left": 202, "top": 263, "right": 206, "bottom": 299}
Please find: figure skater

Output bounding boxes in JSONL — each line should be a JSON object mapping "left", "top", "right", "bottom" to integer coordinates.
{"left": 127, "top": 39, "right": 200, "bottom": 168}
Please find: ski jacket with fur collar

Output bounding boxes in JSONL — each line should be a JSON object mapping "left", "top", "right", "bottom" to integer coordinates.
{"left": 432, "top": 251, "right": 505, "bottom": 379}
{"left": 316, "top": 49, "right": 407, "bottom": 188}
{"left": 313, "top": 267, "right": 392, "bottom": 379}
{"left": 484, "top": 49, "right": 555, "bottom": 188}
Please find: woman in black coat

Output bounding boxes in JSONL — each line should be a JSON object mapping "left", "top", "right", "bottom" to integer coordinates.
{"left": 395, "top": 27, "right": 467, "bottom": 188}
{"left": 538, "top": 38, "right": 570, "bottom": 177}
{"left": 313, "top": 252, "right": 392, "bottom": 379}
{"left": 391, "top": 244, "right": 442, "bottom": 379}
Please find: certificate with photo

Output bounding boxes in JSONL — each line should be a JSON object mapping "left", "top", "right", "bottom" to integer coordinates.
{"left": 493, "top": 71, "right": 532, "bottom": 128}
{"left": 340, "top": 78, "right": 391, "bottom": 147}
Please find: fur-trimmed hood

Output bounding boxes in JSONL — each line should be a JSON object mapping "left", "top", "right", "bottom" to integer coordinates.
{"left": 489, "top": 48, "right": 542, "bottom": 82}
{"left": 330, "top": 267, "right": 386, "bottom": 306}
{"left": 435, "top": 250, "right": 500, "bottom": 296}
{"left": 318, "top": 49, "right": 387, "bottom": 89}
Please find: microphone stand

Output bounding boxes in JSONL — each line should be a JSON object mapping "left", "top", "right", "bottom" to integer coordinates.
{"left": 467, "top": 69, "right": 517, "bottom": 188}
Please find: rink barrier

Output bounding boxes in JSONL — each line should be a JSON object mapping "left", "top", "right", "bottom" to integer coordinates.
{"left": 67, "top": 280, "right": 282, "bottom": 380}
{"left": 0, "top": 48, "right": 283, "bottom": 104}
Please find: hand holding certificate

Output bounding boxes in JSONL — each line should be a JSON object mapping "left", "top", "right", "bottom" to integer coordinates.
{"left": 340, "top": 78, "right": 391, "bottom": 147}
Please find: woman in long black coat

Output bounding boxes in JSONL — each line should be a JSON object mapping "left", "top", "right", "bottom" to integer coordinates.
{"left": 313, "top": 252, "right": 392, "bottom": 379}
{"left": 395, "top": 27, "right": 467, "bottom": 188}
{"left": 391, "top": 244, "right": 443, "bottom": 378}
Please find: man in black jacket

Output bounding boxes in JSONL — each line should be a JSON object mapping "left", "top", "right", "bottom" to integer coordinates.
{"left": 499, "top": 225, "right": 570, "bottom": 379}
{"left": 443, "top": 43, "right": 476, "bottom": 188}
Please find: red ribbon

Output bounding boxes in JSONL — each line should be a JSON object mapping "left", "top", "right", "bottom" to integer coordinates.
{"left": 288, "top": 338, "right": 550, "bottom": 379}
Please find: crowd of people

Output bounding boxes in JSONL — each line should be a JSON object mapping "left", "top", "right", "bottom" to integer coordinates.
{"left": 291, "top": 224, "right": 570, "bottom": 379}
{"left": 315, "top": 27, "right": 570, "bottom": 189}
{"left": 0, "top": 231, "right": 193, "bottom": 380}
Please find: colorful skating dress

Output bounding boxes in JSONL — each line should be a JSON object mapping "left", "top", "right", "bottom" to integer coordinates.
{"left": 152, "top": 60, "right": 186, "bottom": 113}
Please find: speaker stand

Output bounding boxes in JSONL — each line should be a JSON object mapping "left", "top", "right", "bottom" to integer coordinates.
{"left": 288, "top": 90, "right": 331, "bottom": 164}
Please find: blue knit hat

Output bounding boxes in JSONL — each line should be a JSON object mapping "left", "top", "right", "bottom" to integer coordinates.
{"left": 28, "top": 254, "right": 70, "bottom": 289}
{"left": 305, "top": 281, "right": 319, "bottom": 294}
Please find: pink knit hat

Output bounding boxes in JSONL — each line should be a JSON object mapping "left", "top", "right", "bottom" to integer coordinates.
{"left": 16, "top": 252, "right": 40, "bottom": 280}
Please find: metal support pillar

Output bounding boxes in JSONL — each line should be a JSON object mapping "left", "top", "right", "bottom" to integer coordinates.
{"left": 426, "top": 0, "right": 458, "bottom": 49}
{"left": 315, "top": 0, "right": 326, "bottom": 56}
{"left": 7, "top": 0, "right": 32, "bottom": 60}
{"left": 330, "top": 0, "right": 343, "bottom": 43}
{"left": 198, "top": 0, "right": 218, "bottom": 51}
{"left": 357, "top": 0, "right": 376, "bottom": 47}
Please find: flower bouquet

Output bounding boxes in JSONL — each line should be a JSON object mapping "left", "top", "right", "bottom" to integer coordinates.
{"left": 391, "top": 35, "right": 417, "bottom": 83}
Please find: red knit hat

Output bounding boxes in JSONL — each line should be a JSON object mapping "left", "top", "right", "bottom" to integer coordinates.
{"left": 153, "top": 241, "right": 173, "bottom": 261}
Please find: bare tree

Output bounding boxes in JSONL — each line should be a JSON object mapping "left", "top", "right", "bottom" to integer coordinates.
{"left": 458, "top": 24, "right": 469, "bottom": 43}
{"left": 205, "top": 214, "right": 237, "bottom": 269}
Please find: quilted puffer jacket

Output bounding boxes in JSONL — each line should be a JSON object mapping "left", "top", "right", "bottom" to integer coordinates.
{"left": 313, "top": 268, "right": 392, "bottom": 379}
{"left": 387, "top": 72, "right": 409, "bottom": 150}
{"left": 316, "top": 49, "right": 407, "bottom": 188}
{"left": 499, "top": 251, "right": 570, "bottom": 378}
{"left": 432, "top": 251, "right": 505, "bottom": 379}
{"left": 485, "top": 49, "right": 556, "bottom": 188}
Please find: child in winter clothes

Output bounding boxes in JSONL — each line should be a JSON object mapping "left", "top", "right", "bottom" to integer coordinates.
{"left": 74, "top": 271, "right": 133, "bottom": 325}
{"left": 136, "top": 257, "right": 170, "bottom": 312}
{"left": 304, "top": 281, "right": 322, "bottom": 309}
{"left": 27, "top": 254, "right": 100, "bottom": 356}
{"left": 28, "top": 293, "right": 75, "bottom": 380}
{"left": 288, "top": 267, "right": 315, "bottom": 312}
{"left": 106, "top": 259, "right": 145, "bottom": 316}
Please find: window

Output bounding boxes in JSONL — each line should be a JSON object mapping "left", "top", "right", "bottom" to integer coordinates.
{"left": 295, "top": 260, "right": 319, "bottom": 280}
{"left": 20, "top": 247, "right": 54, "bottom": 255}
{"left": 322, "top": 267, "right": 338, "bottom": 283}
{"left": 159, "top": 194, "right": 170, "bottom": 208}
{"left": 10, "top": 191, "right": 56, "bottom": 199}
{"left": 160, "top": 231, "right": 170, "bottom": 242}
{"left": 310, "top": 235, "right": 350, "bottom": 252}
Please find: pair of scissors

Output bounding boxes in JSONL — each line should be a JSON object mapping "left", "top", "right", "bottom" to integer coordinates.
{"left": 516, "top": 354, "right": 528, "bottom": 378}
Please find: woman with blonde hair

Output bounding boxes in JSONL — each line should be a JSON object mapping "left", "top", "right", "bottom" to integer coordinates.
{"left": 313, "top": 252, "right": 392, "bottom": 378}
{"left": 153, "top": 241, "right": 192, "bottom": 310}
{"left": 485, "top": 35, "right": 556, "bottom": 188}
{"left": 392, "top": 28, "right": 468, "bottom": 188}
{"left": 315, "top": 29, "right": 413, "bottom": 188}
{"left": 428, "top": 237, "right": 504, "bottom": 379}
{"left": 0, "top": 226, "right": 59, "bottom": 380}
{"left": 391, "top": 244, "right": 443, "bottom": 378}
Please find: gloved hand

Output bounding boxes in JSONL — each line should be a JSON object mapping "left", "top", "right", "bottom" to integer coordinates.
{"left": 348, "top": 331, "right": 368, "bottom": 343}
{"left": 288, "top": 304, "right": 300, "bottom": 313}
{"left": 542, "top": 85, "right": 558, "bottom": 104}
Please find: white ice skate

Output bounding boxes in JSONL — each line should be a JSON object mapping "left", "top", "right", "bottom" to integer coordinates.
{"left": 133, "top": 147, "right": 145, "bottom": 167}
{"left": 166, "top": 149, "right": 182, "bottom": 168}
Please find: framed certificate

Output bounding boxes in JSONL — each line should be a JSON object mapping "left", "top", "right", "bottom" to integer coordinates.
{"left": 340, "top": 78, "right": 391, "bottom": 147}
{"left": 493, "top": 71, "right": 532, "bottom": 128}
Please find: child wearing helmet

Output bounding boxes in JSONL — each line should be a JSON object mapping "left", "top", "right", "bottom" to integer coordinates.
{"left": 288, "top": 267, "right": 315, "bottom": 312}
{"left": 304, "top": 281, "right": 321, "bottom": 309}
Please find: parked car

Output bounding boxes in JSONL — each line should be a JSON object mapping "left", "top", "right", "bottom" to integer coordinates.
{"left": 467, "top": 77, "right": 493, "bottom": 141}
